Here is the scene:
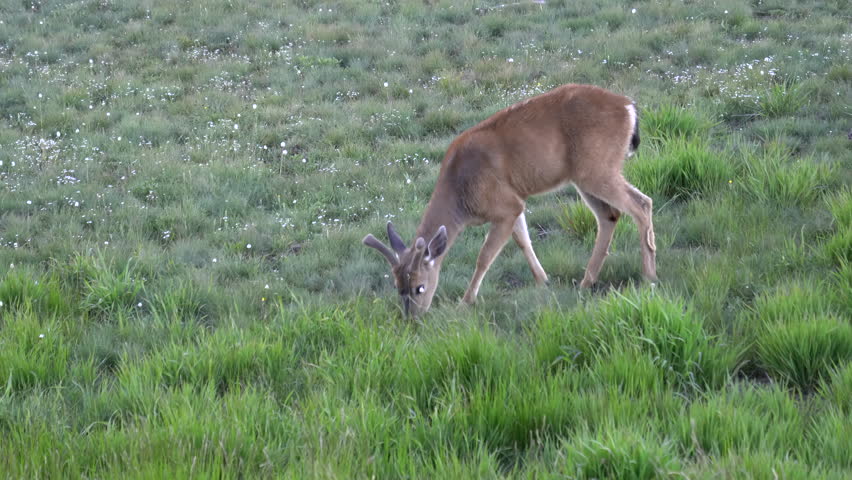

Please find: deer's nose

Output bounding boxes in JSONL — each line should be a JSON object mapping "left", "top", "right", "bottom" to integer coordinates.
{"left": 403, "top": 295, "right": 411, "bottom": 317}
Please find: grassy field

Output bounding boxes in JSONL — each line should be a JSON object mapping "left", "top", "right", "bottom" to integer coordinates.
{"left": 1, "top": 0, "right": 851, "bottom": 477}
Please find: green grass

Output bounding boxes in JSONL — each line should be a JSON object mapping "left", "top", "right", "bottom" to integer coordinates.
{"left": 1, "top": 0, "right": 851, "bottom": 477}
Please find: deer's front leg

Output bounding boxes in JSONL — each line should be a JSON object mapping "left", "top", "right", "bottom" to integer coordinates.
{"left": 462, "top": 219, "right": 515, "bottom": 304}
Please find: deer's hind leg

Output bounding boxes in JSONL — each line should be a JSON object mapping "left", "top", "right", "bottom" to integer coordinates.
{"left": 512, "top": 212, "right": 548, "bottom": 286}
{"left": 576, "top": 189, "right": 621, "bottom": 288}
{"left": 575, "top": 178, "right": 657, "bottom": 286}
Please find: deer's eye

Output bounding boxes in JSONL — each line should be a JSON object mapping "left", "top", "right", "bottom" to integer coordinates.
{"left": 415, "top": 285, "right": 426, "bottom": 295}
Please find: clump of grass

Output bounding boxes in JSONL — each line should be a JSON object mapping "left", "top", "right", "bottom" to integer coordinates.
{"left": 81, "top": 258, "right": 145, "bottom": 318}
{"left": 558, "top": 428, "right": 683, "bottom": 479}
{"left": 760, "top": 82, "right": 809, "bottom": 118}
{"left": 532, "top": 288, "right": 736, "bottom": 390}
{"left": 824, "top": 189, "right": 852, "bottom": 264}
{"left": 818, "top": 362, "right": 852, "bottom": 415}
{"left": 146, "top": 281, "right": 211, "bottom": 326}
{"left": 641, "top": 104, "right": 716, "bottom": 142}
{"left": 0, "top": 308, "right": 70, "bottom": 392}
{"left": 827, "top": 64, "right": 852, "bottom": 82}
{"left": 824, "top": 226, "right": 852, "bottom": 264}
{"left": 627, "top": 137, "right": 734, "bottom": 199}
{"left": 421, "top": 108, "right": 463, "bottom": 137}
{"left": 679, "top": 384, "right": 803, "bottom": 457}
{"left": 746, "top": 279, "right": 837, "bottom": 325}
{"left": 557, "top": 200, "right": 597, "bottom": 242}
{"left": 460, "top": 368, "right": 577, "bottom": 459}
{"left": 531, "top": 307, "right": 619, "bottom": 372}
{"left": 688, "top": 450, "right": 815, "bottom": 479}
{"left": 756, "top": 316, "right": 852, "bottom": 391}
{"left": 685, "top": 256, "right": 737, "bottom": 330}
{"left": 741, "top": 142, "right": 835, "bottom": 206}
{"left": 677, "top": 194, "right": 747, "bottom": 250}
{"left": 832, "top": 260, "right": 852, "bottom": 316}
{"left": 826, "top": 188, "right": 852, "bottom": 228}
{"left": 590, "top": 351, "right": 664, "bottom": 397}
{"left": 394, "top": 324, "right": 517, "bottom": 412}
{"left": 0, "top": 268, "right": 69, "bottom": 316}
{"left": 595, "top": 288, "right": 737, "bottom": 390}
{"left": 806, "top": 408, "right": 852, "bottom": 470}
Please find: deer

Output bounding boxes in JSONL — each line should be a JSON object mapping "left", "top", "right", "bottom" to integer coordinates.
{"left": 363, "top": 84, "right": 657, "bottom": 318}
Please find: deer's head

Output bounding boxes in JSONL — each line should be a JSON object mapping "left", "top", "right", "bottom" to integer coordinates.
{"left": 363, "top": 222, "right": 448, "bottom": 318}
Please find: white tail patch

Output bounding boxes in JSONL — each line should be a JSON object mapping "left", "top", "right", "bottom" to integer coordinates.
{"left": 625, "top": 103, "right": 637, "bottom": 157}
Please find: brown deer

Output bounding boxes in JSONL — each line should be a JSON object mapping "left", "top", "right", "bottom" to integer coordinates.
{"left": 363, "top": 84, "right": 657, "bottom": 318}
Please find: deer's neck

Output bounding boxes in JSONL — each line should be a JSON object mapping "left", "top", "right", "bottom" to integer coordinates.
{"left": 414, "top": 190, "right": 466, "bottom": 262}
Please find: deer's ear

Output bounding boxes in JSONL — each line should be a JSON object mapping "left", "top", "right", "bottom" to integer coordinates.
{"left": 426, "top": 225, "right": 448, "bottom": 260}
{"left": 387, "top": 222, "right": 407, "bottom": 254}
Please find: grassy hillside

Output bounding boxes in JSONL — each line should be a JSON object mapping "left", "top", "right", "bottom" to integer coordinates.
{"left": 1, "top": 0, "right": 850, "bottom": 477}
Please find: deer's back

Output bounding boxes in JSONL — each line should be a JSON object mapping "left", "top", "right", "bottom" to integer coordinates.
{"left": 439, "top": 84, "right": 636, "bottom": 210}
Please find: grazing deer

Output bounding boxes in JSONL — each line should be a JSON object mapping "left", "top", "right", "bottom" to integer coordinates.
{"left": 363, "top": 84, "right": 657, "bottom": 318}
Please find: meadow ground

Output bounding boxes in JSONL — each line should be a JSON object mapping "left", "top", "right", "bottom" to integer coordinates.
{"left": 1, "top": 0, "right": 851, "bottom": 477}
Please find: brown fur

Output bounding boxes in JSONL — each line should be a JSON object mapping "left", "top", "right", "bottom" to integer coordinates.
{"left": 364, "top": 84, "right": 658, "bottom": 318}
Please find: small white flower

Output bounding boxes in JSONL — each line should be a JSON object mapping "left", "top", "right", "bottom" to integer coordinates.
{"left": 264, "top": 284, "right": 270, "bottom": 289}
{"left": 280, "top": 141, "right": 286, "bottom": 147}
{"left": 631, "top": 8, "right": 637, "bottom": 14}
{"left": 383, "top": 82, "right": 389, "bottom": 87}
{"left": 233, "top": 123, "right": 239, "bottom": 130}
{"left": 283, "top": 149, "right": 288, "bottom": 155}
{"left": 106, "top": 112, "right": 110, "bottom": 116}
{"left": 507, "top": 58, "right": 514, "bottom": 63}
{"left": 55, "top": 131, "right": 61, "bottom": 138}
{"left": 26, "top": 200, "right": 32, "bottom": 205}
{"left": 39, "top": 334, "right": 45, "bottom": 339}
{"left": 252, "top": 104, "right": 257, "bottom": 109}
{"left": 137, "top": 302, "right": 143, "bottom": 307}
{"left": 212, "top": 258, "right": 218, "bottom": 263}
{"left": 302, "top": 158, "right": 306, "bottom": 163}
{"left": 246, "top": 244, "right": 252, "bottom": 249}
{"left": 724, "top": 9, "right": 728, "bottom": 13}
